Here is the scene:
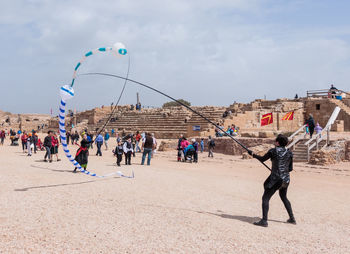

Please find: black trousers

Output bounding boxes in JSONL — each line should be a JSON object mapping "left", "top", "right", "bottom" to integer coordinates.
{"left": 193, "top": 152, "right": 198, "bottom": 162}
{"left": 96, "top": 142, "right": 102, "bottom": 156}
{"left": 116, "top": 154, "right": 122, "bottom": 166}
{"left": 22, "top": 141, "right": 27, "bottom": 151}
{"left": 309, "top": 127, "right": 314, "bottom": 138}
{"left": 262, "top": 180, "right": 294, "bottom": 221}
{"left": 124, "top": 151, "right": 132, "bottom": 165}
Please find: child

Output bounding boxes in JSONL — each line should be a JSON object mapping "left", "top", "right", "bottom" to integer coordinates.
{"left": 200, "top": 138, "right": 204, "bottom": 153}
{"left": 123, "top": 136, "right": 133, "bottom": 165}
{"left": 114, "top": 141, "right": 124, "bottom": 166}
{"left": 27, "top": 133, "right": 34, "bottom": 156}
{"left": 315, "top": 123, "right": 323, "bottom": 135}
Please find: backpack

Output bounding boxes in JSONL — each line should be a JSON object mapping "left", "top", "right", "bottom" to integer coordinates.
{"left": 209, "top": 140, "right": 215, "bottom": 147}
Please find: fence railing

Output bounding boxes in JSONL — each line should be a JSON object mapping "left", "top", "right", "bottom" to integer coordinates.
{"left": 307, "top": 89, "right": 349, "bottom": 98}
{"left": 287, "top": 124, "right": 307, "bottom": 150}
{"left": 303, "top": 106, "right": 340, "bottom": 161}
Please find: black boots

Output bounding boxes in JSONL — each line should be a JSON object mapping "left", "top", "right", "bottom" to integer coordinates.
{"left": 253, "top": 219, "right": 268, "bottom": 227}
{"left": 287, "top": 218, "right": 297, "bottom": 225}
{"left": 253, "top": 218, "right": 296, "bottom": 227}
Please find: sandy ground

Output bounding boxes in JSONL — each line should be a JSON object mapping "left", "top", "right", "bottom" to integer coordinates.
{"left": 0, "top": 136, "right": 350, "bottom": 254}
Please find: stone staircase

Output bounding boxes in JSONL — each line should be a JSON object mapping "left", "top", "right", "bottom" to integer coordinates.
{"left": 293, "top": 139, "right": 327, "bottom": 162}
{"left": 329, "top": 98, "right": 350, "bottom": 114}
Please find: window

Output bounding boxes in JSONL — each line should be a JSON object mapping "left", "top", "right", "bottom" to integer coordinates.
{"left": 316, "top": 104, "right": 320, "bottom": 110}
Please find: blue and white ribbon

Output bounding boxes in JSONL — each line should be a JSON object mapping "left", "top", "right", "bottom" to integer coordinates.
{"left": 58, "top": 43, "right": 132, "bottom": 178}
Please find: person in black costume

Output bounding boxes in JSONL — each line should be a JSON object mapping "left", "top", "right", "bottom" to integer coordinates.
{"left": 73, "top": 134, "right": 91, "bottom": 173}
{"left": 248, "top": 134, "right": 296, "bottom": 227}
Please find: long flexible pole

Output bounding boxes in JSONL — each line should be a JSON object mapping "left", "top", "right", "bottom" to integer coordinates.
{"left": 92, "top": 55, "right": 131, "bottom": 142}
{"left": 78, "top": 72, "right": 271, "bottom": 171}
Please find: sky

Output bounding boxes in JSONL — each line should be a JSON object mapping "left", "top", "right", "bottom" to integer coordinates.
{"left": 1, "top": 0, "right": 350, "bottom": 114}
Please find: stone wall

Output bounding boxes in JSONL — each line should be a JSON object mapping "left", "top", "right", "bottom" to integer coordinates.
{"left": 346, "top": 141, "right": 350, "bottom": 161}
{"left": 195, "top": 137, "right": 275, "bottom": 156}
{"left": 305, "top": 98, "right": 350, "bottom": 131}
{"left": 225, "top": 99, "right": 305, "bottom": 134}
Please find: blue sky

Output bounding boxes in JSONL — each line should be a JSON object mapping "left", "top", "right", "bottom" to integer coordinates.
{"left": 1, "top": 0, "right": 350, "bottom": 114}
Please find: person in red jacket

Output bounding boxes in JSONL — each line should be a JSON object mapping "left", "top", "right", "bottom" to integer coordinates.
{"left": 50, "top": 132, "right": 61, "bottom": 162}
{"left": 21, "top": 132, "right": 28, "bottom": 152}
{"left": 0, "top": 130, "right": 5, "bottom": 145}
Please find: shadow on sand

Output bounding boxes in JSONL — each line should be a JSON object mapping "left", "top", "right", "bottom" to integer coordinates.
{"left": 30, "top": 164, "right": 73, "bottom": 173}
{"left": 14, "top": 172, "right": 120, "bottom": 192}
{"left": 141, "top": 204, "right": 286, "bottom": 225}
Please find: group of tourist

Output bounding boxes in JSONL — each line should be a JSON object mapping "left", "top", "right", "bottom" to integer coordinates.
{"left": 304, "top": 114, "right": 323, "bottom": 138}
{"left": 215, "top": 123, "right": 239, "bottom": 137}
{"left": 71, "top": 129, "right": 157, "bottom": 171}
{"left": 176, "top": 134, "right": 216, "bottom": 162}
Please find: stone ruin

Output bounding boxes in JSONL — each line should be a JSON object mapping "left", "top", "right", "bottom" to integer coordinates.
{"left": 0, "top": 110, "right": 50, "bottom": 132}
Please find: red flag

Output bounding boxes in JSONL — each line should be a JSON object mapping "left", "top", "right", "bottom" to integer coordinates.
{"left": 282, "top": 111, "right": 294, "bottom": 120}
{"left": 261, "top": 113, "right": 273, "bottom": 126}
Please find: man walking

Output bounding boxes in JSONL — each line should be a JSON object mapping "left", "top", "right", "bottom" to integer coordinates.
{"left": 95, "top": 134, "right": 104, "bottom": 156}
{"left": 141, "top": 133, "right": 154, "bottom": 166}
{"left": 208, "top": 136, "right": 215, "bottom": 157}
{"left": 44, "top": 131, "right": 53, "bottom": 162}
{"left": 104, "top": 131, "right": 110, "bottom": 150}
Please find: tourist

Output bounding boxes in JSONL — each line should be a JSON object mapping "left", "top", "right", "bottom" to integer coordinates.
{"left": 329, "top": 84, "right": 338, "bottom": 98}
{"left": 135, "top": 131, "right": 142, "bottom": 152}
{"left": 104, "top": 131, "right": 110, "bottom": 150}
{"left": 111, "top": 128, "right": 115, "bottom": 137}
{"left": 115, "top": 132, "right": 121, "bottom": 143}
{"left": 192, "top": 139, "right": 199, "bottom": 162}
{"left": 151, "top": 133, "right": 157, "bottom": 157}
{"left": 0, "top": 130, "right": 5, "bottom": 145}
{"left": 33, "top": 131, "right": 38, "bottom": 154}
{"left": 26, "top": 133, "right": 34, "bottom": 156}
{"left": 73, "top": 134, "right": 90, "bottom": 172}
{"left": 306, "top": 114, "right": 315, "bottom": 138}
{"left": 123, "top": 136, "right": 133, "bottom": 165}
{"left": 180, "top": 137, "right": 189, "bottom": 160}
{"left": 131, "top": 134, "right": 136, "bottom": 157}
{"left": 315, "top": 123, "right": 323, "bottom": 135}
{"left": 200, "top": 138, "right": 204, "bottom": 153}
{"left": 141, "top": 133, "right": 154, "bottom": 165}
{"left": 51, "top": 132, "right": 60, "bottom": 161}
{"left": 73, "top": 130, "right": 80, "bottom": 144}
{"left": 248, "top": 134, "right": 296, "bottom": 227}
{"left": 215, "top": 123, "right": 223, "bottom": 137}
{"left": 208, "top": 136, "right": 215, "bottom": 157}
{"left": 95, "top": 133, "right": 104, "bottom": 156}
{"left": 21, "top": 131, "right": 28, "bottom": 152}
{"left": 66, "top": 131, "right": 71, "bottom": 145}
{"left": 183, "top": 142, "right": 195, "bottom": 162}
{"left": 89, "top": 133, "right": 94, "bottom": 149}
{"left": 177, "top": 134, "right": 184, "bottom": 151}
{"left": 113, "top": 141, "right": 124, "bottom": 166}
{"left": 44, "top": 131, "right": 53, "bottom": 162}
